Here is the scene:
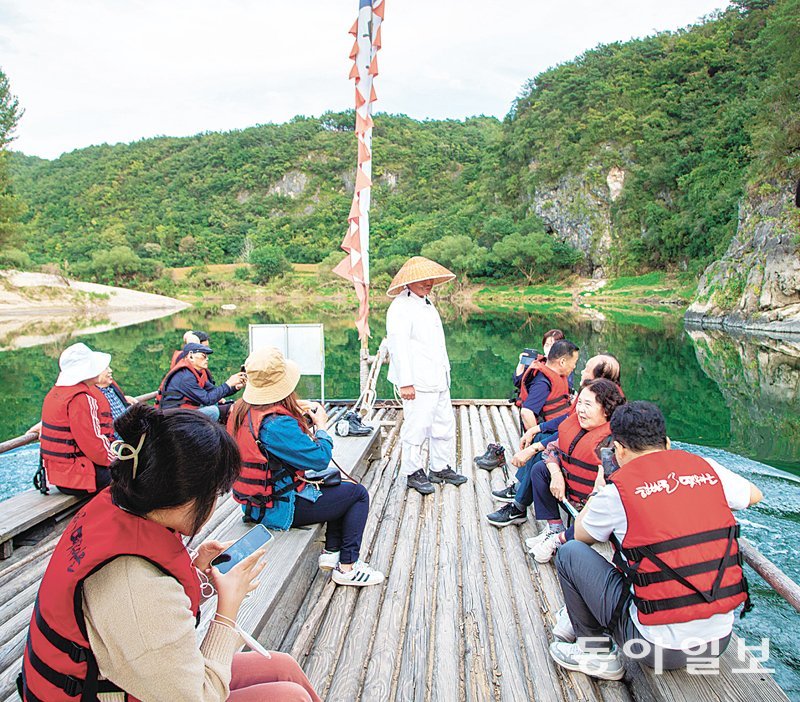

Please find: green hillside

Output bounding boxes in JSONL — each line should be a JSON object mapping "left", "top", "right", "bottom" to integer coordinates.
{"left": 2, "top": 0, "right": 797, "bottom": 286}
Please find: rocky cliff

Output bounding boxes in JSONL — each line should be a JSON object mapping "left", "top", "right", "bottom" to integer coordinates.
{"left": 685, "top": 180, "right": 800, "bottom": 333}
{"left": 686, "top": 327, "right": 800, "bottom": 470}
{"left": 529, "top": 165, "right": 625, "bottom": 278}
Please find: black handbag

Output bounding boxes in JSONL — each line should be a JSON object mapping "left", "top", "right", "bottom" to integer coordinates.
{"left": 302, "top": 466, "right": 342, "bottom": 487}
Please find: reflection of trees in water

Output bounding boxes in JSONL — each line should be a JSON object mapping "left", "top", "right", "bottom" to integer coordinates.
{"left": 0, "top": 306, "right": 773, "bottom": 472}
{"left": 687, "top": 329, "right": 800, "bottom": 473}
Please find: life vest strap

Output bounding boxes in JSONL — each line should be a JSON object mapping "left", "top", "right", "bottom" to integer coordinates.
{"left": 34, "top": 600, "right": 88, "bottom": 663}
{"left": 25, "top": 632, "right": 84, "bottom": 697}
{"left": 39, "top": 448, "right": 83, "bottom": 460}
{"left": 41, "top": 421, "right": 71, "bottom": 432}
{"left": 18, "top": 668, "right": 44, "bottom": 702}
{"left": 622, "top": 524, "right": 739, "bottom": 561}
{"left": 628, "top": 552, "right": 743, "bottom": 587}
{"left": 38, "top": 435, "right": 78, "bottom": 447}
{"left": 634, "top": 580, "right": 749, "bottom": 615}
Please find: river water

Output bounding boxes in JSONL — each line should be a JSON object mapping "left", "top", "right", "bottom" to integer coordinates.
{"left": 0, "top": 303, "right": 798, "bottom": 694}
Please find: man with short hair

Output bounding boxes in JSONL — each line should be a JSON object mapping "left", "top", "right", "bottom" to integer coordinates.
{"left": 156, "top": 342, "right": 245, "bottom": 422}
{"left": 519, "top": 339, "right": 579, "bottom": 432}
{"left": 549, "top": 401, "right": 761, "bottom": 680}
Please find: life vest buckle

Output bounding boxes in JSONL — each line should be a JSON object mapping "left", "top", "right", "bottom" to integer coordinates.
{"left": 63, "top": 674, "right": 83, "bottom": 697}
{"left": 68, "top": 642, "right": 88, "bottom": 664}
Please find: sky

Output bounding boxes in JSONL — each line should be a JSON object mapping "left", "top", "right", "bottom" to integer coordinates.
{"left": 0, "top": 0, "right": 731, "bottom": 160}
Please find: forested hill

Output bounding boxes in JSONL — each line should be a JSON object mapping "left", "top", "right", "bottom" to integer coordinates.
{"left": 4, "top": 0, "right": 798, "bottom": 286}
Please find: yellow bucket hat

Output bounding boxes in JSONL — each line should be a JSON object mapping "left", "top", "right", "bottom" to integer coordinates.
{"left": 242, "top": 347, "right": 301, "bottom": 405}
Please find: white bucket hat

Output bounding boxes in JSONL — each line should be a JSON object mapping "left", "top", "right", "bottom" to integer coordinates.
{"left": 55, "top": 343, "right": 111, "bottom": 387}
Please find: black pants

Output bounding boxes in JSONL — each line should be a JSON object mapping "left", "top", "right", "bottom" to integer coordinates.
{"left": 57, "top": 466, "right": 111, "bottom": 497}
{"left": 292, "top": 482, "right": 370, "bottom": 565}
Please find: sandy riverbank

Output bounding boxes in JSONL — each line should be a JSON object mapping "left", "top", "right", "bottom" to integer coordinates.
{"left": 0, "top": 270, "right": 190, "bottom": 350}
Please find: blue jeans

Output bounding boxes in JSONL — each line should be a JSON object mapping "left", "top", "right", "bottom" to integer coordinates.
{"left": 556, "top": 540, "right": 731, "bottom": 667}
{"left": 292, "top": 481, "right": 369, "bottom": 565}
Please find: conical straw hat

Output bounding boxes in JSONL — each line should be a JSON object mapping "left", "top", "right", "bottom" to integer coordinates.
{"left": 387, "top": 256, "right": 456, "bottom": 297}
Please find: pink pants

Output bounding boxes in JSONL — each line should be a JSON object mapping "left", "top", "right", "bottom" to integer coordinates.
{"left": 227, "top": 651, "right": 321, "bottom": 702}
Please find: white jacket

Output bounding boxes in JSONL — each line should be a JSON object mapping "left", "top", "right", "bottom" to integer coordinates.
{"left": 386, "top": 289, "right": 450, "bottom": 391}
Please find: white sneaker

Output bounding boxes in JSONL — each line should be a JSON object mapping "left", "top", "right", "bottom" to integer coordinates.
{"left": 331, "top": 560, "right": 385, "bottom": 587}
{"left": 552, "top": 606, "right": 576, "bottom": 643}
{"left": 318, "top": 550, "right": 340, "bottom": 571}
{"left": 548, "top": 641, "right": 624, "bottom": 681}
{"left": 524, "top": 526, "right": 563, "bottom": 551}
{"left": 531, "top": 532, "right": 563, "bottom": 563}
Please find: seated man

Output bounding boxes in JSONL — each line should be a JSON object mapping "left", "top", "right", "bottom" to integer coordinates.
{"left": 156, "top": 342, "right": 245, "bottom": 422}
{"left": 490, "top": 353, "right": 622, "bottom": 503}
{"left": 549, "top": 401, "right": 761, "bottom": 681}
{"left": 518, "top": 339, "right": 578, "bottom": 433}
{"left": 169, "top": 330, "right": 200, "bottom": 368}
{"left": 39, "top": 343, "right": 117, "bottom": 496}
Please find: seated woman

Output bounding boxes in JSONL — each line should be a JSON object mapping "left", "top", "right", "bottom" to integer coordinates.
{"left": 489, "top": 354, "right": 622, "bottom": 510}
{"left": 21, "top": 403, "right": 320, "bottom": 702}
{"left": 487, "top": 379, "right": 625, "bottom": 542}
{"left": 527, "top": 378, "right": 626, "bottom": 562}
{"left": 227, "top": 347, "right": 384, "bottom": 588}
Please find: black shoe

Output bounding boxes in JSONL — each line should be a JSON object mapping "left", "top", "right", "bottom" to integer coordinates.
{"left": 336, "top": 411, "right": 373, "bottom": 437}
{"left": 491, "top": 483, "right": 517, "bottom": 503}
{"left": 407, "top": 469, "right": 435, "bottom": 495}
{"left": 474, "top": 443, "right": 506, "bottom": 470}
{"left": 429, "top": 465, "right": 468, "bottom": 486}
{"left": 486, "top": 502, "right": 527, "bottom": 527}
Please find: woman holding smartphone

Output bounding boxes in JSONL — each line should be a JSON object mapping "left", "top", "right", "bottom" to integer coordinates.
{"left": 20, "top": 403, "right": 320, "bottom": 702}
{"left": 227, "top": 347, "right": 384, "bottom": 587}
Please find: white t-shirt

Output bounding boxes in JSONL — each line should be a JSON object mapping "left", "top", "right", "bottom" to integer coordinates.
{"left": 581, "top": 456, "right": 752, "bottom": 649}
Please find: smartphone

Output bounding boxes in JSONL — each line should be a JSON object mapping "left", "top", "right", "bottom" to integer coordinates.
{"left": 600, "top": 447, "right": 619, "bottom": 479}
{"left": 210, "top": 524, "right": 272, "bottom": 574}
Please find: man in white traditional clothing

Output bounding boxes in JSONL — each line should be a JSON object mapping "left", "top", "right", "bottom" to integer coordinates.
{"left": 386, "top": 256, "right": 469, "bottom": 494}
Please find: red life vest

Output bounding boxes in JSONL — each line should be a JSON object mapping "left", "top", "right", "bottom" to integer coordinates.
{"left": 609, "top": 450, "right": 750, "bottom": 626}
{"left": 170, "top": 349, "right": 182, "bottom": 368}
{"left": 155, "top": 359, "right": 209, "bottom": 409}
{"left": 227, "top": 404, "right": 307, "bottom": 523}
{"left": 40, "top": 384, "right": 115, "bottom": 492}
{"left": 20, "top": 489, "right": 200, "bottom": 702}
{"left": 556, "top": 413, "right": 610, "bottom": 506}
{"left": 515, "top": 361, "right": 571, "bottom": 421}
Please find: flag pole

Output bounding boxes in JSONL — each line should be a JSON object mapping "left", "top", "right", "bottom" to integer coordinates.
{"left": 333, "top": 0, "right": 385, "bottom": 393}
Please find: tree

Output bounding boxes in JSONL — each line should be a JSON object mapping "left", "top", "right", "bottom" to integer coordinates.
{"left": 0, "top": 68, "right": 23, "bottom": 250}
{"left": 421, "top": 235, "right": 487, "bottom": 284}
{"left": 250, "top": 244, "right": 290, "bottom": 284}
{"left": 491, "top": 230, "right": 556, "bottom": 285}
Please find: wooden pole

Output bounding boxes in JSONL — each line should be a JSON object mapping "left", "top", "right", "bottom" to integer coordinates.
{"left": 740, "top": 536, "right": 800, "bottom": 614}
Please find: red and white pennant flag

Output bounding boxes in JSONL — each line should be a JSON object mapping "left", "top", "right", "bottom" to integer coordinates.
{"left": 333, "top": 0, "right": 385, "bottom": 341}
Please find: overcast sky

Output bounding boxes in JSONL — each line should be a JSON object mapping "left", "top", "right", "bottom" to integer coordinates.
{"left": 0, "top": 0, "right": 731, "bottom": 159}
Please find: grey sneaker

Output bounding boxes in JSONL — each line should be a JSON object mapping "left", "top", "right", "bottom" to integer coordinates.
{"left": 475, "top": 443, "right": 506, "bottom": 470}
{"left": 486, "top": 502, "right": 527, "bottom": 527}
{"left": 492, "top": 483, "right": 517, "bottom": 503}
{"left": 531, "top": 531, "right": 563, "bottom": 563}
{"left": 552, "top": 606, "right": 576, "bottom": 643}
{"left": 524, "top": 524, "right": 565, "bottom": 551}
{"left": 548, "top": 641, "right": 624, "bottom": 681}
{"left": 407, "top": 469, "right": 435, "bottom": 495}
{"left": 429, "top": 466, "right": 468, "bottom": 486}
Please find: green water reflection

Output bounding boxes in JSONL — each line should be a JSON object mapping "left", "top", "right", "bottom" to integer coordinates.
{"left": 1, "top": 304, "right": 799, "bottom": 476}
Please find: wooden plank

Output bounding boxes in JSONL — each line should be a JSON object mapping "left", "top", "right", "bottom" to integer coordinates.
{"left": 359, "top": 483, "right": 423, "bottom": 700}
{"left": 292, "top": 415, "right": 399, "bottom": 694}
{"left": 395, "top": 460, "right": 441, "bottom": 701}
{"left": 321, "top": 426, "right": 408, "bottom": 701}
{"left": 470, "top": 405, "right": 536, "bottom": 702}
{"left": 458, "top": 405, "right": 498, "bottom": 702}
{"left": 0, "top": 489, "right": 82, "bottom": 544}
{"left": 430, "top": 462, "right": 465, "bottom": 702}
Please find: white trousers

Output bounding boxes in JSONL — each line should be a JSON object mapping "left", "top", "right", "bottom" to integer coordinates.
{"left": 399, "top": 389, "right": 456, "bottom": 476}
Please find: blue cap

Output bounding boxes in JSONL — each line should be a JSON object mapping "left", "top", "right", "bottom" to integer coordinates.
{"left": 183, "top": 342, "right": 213, "bottom": 355}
